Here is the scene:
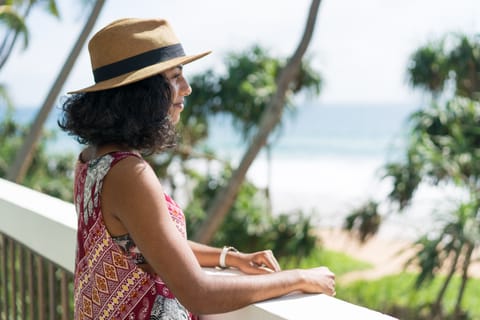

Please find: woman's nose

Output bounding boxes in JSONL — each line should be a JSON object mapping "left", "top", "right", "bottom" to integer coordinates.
{"left": 181, "top": 78, "right": 192, "bottom": 97}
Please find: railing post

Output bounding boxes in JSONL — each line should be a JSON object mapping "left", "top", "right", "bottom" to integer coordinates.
{"left": 60, "top": 271, "right": 70, "bottom": 320}
{"left": 1, "top": 234, "right": 7, "bottom": 320}
{"left": 27, "top": 250, "right": 35, "bottom": 319}
{"left": 48, "top": 262, "right": 55, "bottom": 320}
{"left": 37, "top": 255, "right": 45, "bottom": 320}
{"left": 8, "top": 239, "right": 17, "bottom": 320}
{"left": 19, "top": 245, "right": 26, "bottom": 318}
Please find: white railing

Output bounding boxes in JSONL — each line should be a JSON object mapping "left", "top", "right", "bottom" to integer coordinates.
{"left": 0, "top": 178, "right": 397, "bottom": 319}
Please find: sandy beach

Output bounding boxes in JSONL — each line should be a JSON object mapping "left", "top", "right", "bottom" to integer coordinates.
{"left": 317, "top": 228, "right": 480, "bottom": 282}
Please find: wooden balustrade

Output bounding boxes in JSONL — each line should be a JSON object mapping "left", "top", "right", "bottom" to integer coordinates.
{"left": 0, "top": 233, "right": 73, "bottom": 320}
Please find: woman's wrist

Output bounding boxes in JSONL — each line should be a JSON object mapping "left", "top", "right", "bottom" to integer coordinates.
{"left": 278, "top": 269, "right": 306, "bottom": 293}
{"left": 219, "top": 246, "right": 240, "bottom": 268}
{"left": 295, "top": 269, "right": 307, "bottom": 292}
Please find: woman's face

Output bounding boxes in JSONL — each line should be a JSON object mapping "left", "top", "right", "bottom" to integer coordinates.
{"left": 163, "top": 65, "right": 192, "bottom": 125}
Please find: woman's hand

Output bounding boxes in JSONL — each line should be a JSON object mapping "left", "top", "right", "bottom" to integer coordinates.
{"left": 228, "top": 250, "right": 282, "bottom": 274}
{"left": 300, "top": 266, "right": 336, "bottom": 296}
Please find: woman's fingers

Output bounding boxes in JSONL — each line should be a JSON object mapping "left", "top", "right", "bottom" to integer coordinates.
{"left": 252, "top": 250, "right": 281, "bottom": 272}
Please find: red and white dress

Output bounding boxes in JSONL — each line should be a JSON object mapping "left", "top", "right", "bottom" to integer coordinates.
{"left": 73, "top": 151, "right": 197, "bottom": 320}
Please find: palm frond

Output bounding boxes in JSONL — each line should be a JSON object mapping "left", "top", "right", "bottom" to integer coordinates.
{"left": 0, "top": 5, "right": 29, "bottom": 47}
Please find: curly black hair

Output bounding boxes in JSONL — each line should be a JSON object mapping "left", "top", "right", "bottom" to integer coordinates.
{"left": 58, "top": 74, "right": 177, "bottom": 154}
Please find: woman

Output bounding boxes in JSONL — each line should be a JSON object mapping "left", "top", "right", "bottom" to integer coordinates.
{"left": 59, "top": 18, "right": 335, "bottom": 319}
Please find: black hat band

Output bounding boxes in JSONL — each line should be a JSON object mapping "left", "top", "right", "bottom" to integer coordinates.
{"left": 93, "top": 43, "right": 185, "bottom": 83}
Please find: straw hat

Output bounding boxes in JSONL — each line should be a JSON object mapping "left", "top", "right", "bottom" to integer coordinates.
{"left": 69, "top": 18, "right": 211, "bottom": 93}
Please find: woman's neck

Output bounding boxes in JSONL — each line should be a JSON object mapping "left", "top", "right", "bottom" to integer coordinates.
{"left": 79, "top": 145, "right": 139, "bottom": 162}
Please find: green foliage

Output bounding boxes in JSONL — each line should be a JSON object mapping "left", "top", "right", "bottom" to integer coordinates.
{"left": 170, "top": 44, "right": 323, "bottom": 256}
{"left": 0, "top": 4, "right": 29, "bottom": 48}
{"left": 346, "top": 33, "right": 480, "bottom": 318}
{"left": 337, "top": 273, "right": 480, "bottom": 320}
{"left": 407, "top": 34, "right": 480, "bottom": 101}
{"left": 343, "top": 200, "right": 382, "bottom": 242}
{"left": 407, "top": 200, "right": 479, "bottom": 289}
{"left": 409, "top": 235, "right": 443, "bottom": 288}
{"left": 449, "top": 35, "right": 480, "bottom": 100}
{"left": 0, "top": 0, "right": 61, "bottom": 114}
{"left": 383, "top": 154, "right": 422, "bottom": 210}
{"left": 407, "top": 40, "right": 448, "bottom": 95}
{"left": 371, "top": 98, "right": 480, "bottom": 316}
{"left": 0, "top": 0, "right": 60, "bottom": 52}
{"left": 156, "top": 46, "right": 323, "bottom": 215}
{"left": 265, "top": 211, "right": 317, "bottom": 260}
{"left": 279, "top": 248, "right": 372, "bottom": 276}
{"left": 0, "top": 84, "right": 13, "bottom": 108}
{"left": 0, "top": 107, "right": 75, "bottom": 201}
{"left": 356, "top": 98, "right": 480, "bottom": 254}
{"left": 43, "top": 0, "right": 60, "bottom": 18}
{"left": 184, "top": 165, "right": 318, "bottom": 259}
{"left": 185, "top": 45, "right": 322, "bottom": 142}
{"left": 0, "top": 106, "right": 20, "bottom": 175}
{"left": 389, "top": 98, "right": 480, "bottom": 192}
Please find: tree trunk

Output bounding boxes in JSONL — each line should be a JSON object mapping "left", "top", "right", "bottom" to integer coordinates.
{"left": 265, "top": 143, "right": 272, "bottom": 215}
{"left": 193, "top": 0, "right": 323, "bottom": 243}
{"left": 7, "top": 0, "right": 106, "bottom": 183}
{"left": 432, "top": 245, "right": 461, "bottom": 317}
{"left": 454, "top": 242, "right": 474, "bottom": 318}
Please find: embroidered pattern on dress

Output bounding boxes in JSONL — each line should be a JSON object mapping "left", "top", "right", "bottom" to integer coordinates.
{"left": 149, "top": 295, "right": 189, "bottom": 320}
{"left": 112, "top": 234, "right": 147, "bottom": 265}
{"left": 82, "top": 155, "right": 114, "bottom": 225}
{"left": 73, "top": 152, "right": 196, "bottom": 320}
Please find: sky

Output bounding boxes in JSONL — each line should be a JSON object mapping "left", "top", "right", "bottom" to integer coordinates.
{"left": 2, "top": 0, "right": 479, "bottom": 109}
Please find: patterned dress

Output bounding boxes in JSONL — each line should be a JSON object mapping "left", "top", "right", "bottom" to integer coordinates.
{"left": 73, "top": 151, "right": 197, "bottom": 320}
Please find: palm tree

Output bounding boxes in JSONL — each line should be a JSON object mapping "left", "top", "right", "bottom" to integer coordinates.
{"left": 448, "top": 34, "right": 480, "bottom": 100}
{"left": 7, "top": 0, "right": 106, "bottom": 183}
{"left": 345, "top": 33, "right": 480, "bottom": 317}
{"left": 0, "top": 2, "right": 43, "bottom": 104}
{"left": 407, "top": 33, "right": 480, "bottom": 102}
{"left": 406, "top": 40, "right": 448, "bottom": 99}
{"left": 384, "top": 98, "right": 480, "bottom": 317}
{"left": 176, "top": 45, "right": 321, "bottom": 210}
{"left": 408, "top": 202, "right": 476, "bottom": 318}
{"left": 193, "top": 0, "right": 323, "bottom": 243}
{"left": 0, "top": 0, "right": 59, "bottom": 71}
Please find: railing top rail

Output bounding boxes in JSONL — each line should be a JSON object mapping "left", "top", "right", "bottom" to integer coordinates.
{"left": 0, "top": 178, "right": 77, "bottom": 271}
{"left": 201, "top": 268, "right": 398, "bottom": 319}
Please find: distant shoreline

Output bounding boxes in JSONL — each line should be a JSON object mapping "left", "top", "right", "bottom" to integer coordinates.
{"left": 317, "top": 227, "right": 480, "bottom": 281}
{"left": 7, "top": 103, "right": 456, "bottom": 242}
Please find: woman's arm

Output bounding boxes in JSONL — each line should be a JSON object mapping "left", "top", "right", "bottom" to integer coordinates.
{"left": 188, "top": 241, "right": 281, "bottom": 274}
{"left": 102, "top": 157, "right": 335, "bottom": 315}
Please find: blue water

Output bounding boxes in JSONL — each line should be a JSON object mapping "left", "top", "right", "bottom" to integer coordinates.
{"left": 7, "top": 102, "right": 441, "bottom": 239}
{"left": 201, "top": 103, "right": 416, "bottom": 161}
{"left": 5, "top": 102, "right": 417, "bottom": 159}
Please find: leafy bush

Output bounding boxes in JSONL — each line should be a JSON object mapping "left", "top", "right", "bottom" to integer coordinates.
{"left": 337, "top": 272, "right": 480, "bottom": 320}
{"left": 184, "top": 165, "right": 318, "bottom": 259}
{"left": 0, "top": 107, "right": 75, "bottom": 201}
{"left": 279, "top": 247, "right": 373, "bottom": 276}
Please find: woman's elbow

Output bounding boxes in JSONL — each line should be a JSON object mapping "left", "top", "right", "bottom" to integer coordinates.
{"left": 172, "top": 274, "right": 215, "bottom": 314}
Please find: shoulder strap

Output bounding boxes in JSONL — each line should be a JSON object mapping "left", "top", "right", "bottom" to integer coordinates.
{"left": 80, "top": 152, "right": 143, "bottom": 220}
{"left": 108, "top": 151, "right": 142, "bottom": 167}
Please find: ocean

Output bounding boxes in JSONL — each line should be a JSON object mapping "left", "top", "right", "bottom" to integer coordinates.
{"left": 8, "top": 102, "right": 457, "bottom": 240}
